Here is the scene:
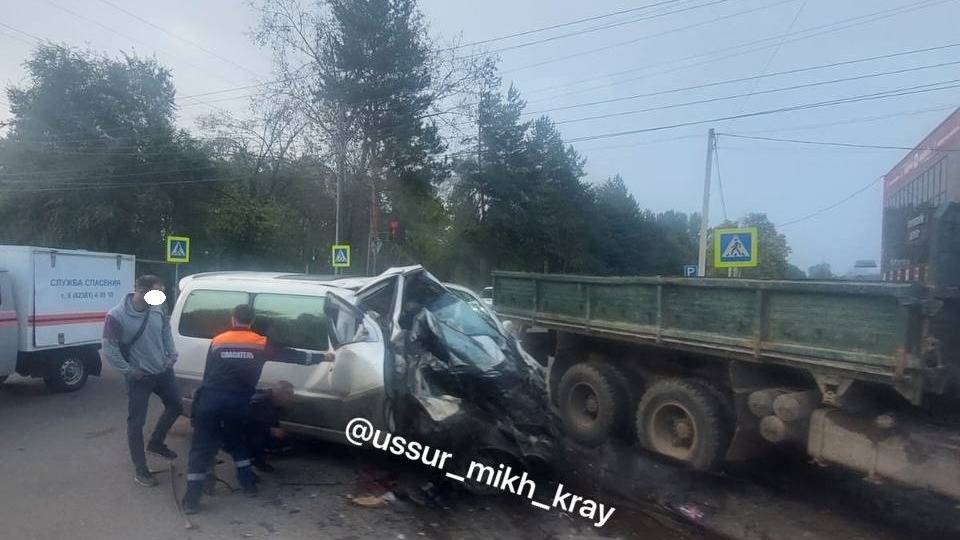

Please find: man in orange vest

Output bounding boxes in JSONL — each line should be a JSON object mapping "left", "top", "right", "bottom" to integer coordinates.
{"left": 182, "top": 304, "right": 324, "bottom": 514}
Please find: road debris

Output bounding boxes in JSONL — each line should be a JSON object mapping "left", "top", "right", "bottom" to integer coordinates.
{"left": 350, "top": 494, "right": 389, "bottom": 508}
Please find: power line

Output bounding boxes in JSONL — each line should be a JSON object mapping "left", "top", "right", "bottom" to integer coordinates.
{"left": 0, "top": 165, "right": 217, "bottom": 183}
{"left": 550, "top": 60, "right": 960, "bottom": 125}
{"left": 11, "top": 80, "right": 960, "bottom": 161}
{"left": 563, "top": 79, "right": 960, "bottom": 143}
{"left": 732, "top": 0, "right": 808, "bottom": 115}
{"left": 503, "top": 0, "right": 798, "bottom": 73}
{"left": 0, "top": 26, "right": 38, "bottom": 47}
{"left": 43, "top": 0, "right": 244, "bottom": 88}
{"left": 0, "top": 175, "right": 246, "bottom": 193}
{"left": 717, "top": 132, "right": 960, "bottom": 152}
{"left": 438, "top": 0, "right": 686, "bottom": 51}
{"left": 528, "top": 53, "right": 960, "bottom": 116}
{"left": 777, "top": 176, "right": 884, "bottom": 227}
{"left": 572, "top": 104, "right": 960, "bottom": 153}
{"left": 0, "top": 21, "right": 46, "bottom": 43}
{"left": 522, "top": 0, "right": 954, "bottom": 99}
{"left": 96, "top": 0, "right": 262, "bottom": 79}
{"left": 733, "top": 103, "right": 959, "bottom": 135}
{"left": 474, "top": 0, "right": 734, "bottom": 56}
{"left": 573, "top": 133, "right": 704, "bottom": 152}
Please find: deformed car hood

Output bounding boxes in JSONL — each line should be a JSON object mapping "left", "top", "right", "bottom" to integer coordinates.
{"left": 389, "top": 307, "right": 558, "bottom": 462}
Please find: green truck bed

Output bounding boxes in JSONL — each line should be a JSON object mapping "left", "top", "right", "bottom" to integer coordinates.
{"left": 492, "top": 271, "right": 930, "bottom": 391}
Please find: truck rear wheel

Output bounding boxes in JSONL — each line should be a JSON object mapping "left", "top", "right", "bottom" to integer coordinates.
{"left": 44, "top": 352, "right": 88, "bottom": 392}
{"left": 558, "top": 362, "right": 629, "bottom": 446}
{"left": 636, "top": 378, "right": 729, "bottom": 471}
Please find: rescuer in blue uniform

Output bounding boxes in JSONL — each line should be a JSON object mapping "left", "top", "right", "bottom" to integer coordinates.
{"left": 181, "top": 304, "right": 324, "bottom": 514}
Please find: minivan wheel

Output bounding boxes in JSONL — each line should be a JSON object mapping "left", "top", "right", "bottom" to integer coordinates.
{"left": 44, "top": 353, "right": 88, "bottom": 392}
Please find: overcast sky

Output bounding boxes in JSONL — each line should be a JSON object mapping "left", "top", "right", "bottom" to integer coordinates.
{"left": 2, "top": 0, "right": 959, "bottom": 273}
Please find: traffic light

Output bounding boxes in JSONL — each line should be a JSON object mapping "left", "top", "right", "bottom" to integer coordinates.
{"left": 389, "top": 217, "right": 400, "bottom": 241}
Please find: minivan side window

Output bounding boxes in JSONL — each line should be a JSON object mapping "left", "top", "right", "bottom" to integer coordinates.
{"left": 178, "top": 290, "right": 251, "bottom": 339}
{"left": 251, "top": 293, "right": 327, "bottom": 351}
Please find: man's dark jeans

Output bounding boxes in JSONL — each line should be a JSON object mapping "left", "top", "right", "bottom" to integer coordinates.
{"left": 126, "top": 368, "right": 182, "bottom": 473}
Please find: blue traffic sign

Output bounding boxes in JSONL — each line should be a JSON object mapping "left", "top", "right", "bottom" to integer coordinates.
{"left": 715, "top": 227, "right": 758, "bottom": 268}
{"left": 682, "top": 264, "right": 698, "bottom": 277}
{"left": 331, "top": 244, "right": 351, "bottom": 268}
{"left": 166, "top": 235, "right": 190, "bottom": 263}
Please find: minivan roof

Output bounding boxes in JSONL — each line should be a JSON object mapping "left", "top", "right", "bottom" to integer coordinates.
{"left": 179, "top": 265, "right": 425, "bottom": 298}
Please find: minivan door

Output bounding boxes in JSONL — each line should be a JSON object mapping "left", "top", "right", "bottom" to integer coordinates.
{"left": 322, "top": 292, "right": 386, "bottom": 400}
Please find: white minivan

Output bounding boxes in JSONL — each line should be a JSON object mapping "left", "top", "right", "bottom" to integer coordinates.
{"left": 170, "top": 271, "right": 387, "bottom": 442}
{"left": 170, "top": 265, "right": 553, "bottom": 463}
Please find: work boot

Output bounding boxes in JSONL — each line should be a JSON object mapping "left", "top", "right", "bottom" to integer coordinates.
{"left": 146, "top": 441, "right": 178, "bottom": 460}
{"left": 237, "top": 466, "right": 258, "bottom": 498}
{"left": 134, "top": 469, "right": 159, "bottom": 487}
{"left": 182, "top": 480, "right": 203, "bottom": 515}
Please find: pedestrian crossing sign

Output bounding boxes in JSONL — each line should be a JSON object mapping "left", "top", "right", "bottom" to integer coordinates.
{"left": 331, "top": 244, "right": 351, "bottom": 268}
{"left": 166, "top": 235, "right": 190, "bottom": 264}
{"left": 714, "top": 227, "right": 758, "bottom": 268}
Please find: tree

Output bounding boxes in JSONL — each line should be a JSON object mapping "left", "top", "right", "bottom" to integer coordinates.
{"left": 447, "top": 85, "right": 532, "bottom": 282}
{"left": 252, "top": 0, "right": 484, "bottom": 273}
{"left": 807, "top": 262, "right": 834, "bottom": 279}
{"left": 646, "top": 210, "right": 700, "bottom": 275}
{"left": 524, "top": 116, "right": 591, "bottom": 273}
{"left": 738, "top": 213, "right": 792, "bottom": 279}
{"left": 0, "top": 45, "right": 214, "bottom": 258}
{"left": 786, "top": 264, "right": 807, "bottom": 279}
{"left": 591, "top": 174, "right": 645, "bottom": 275}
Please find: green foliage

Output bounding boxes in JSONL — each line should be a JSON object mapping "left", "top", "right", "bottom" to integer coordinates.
{"left": 786, "top": 263, "right": 807, "bottom": 279}
{"left": 0, "top": 45, "right": 214, "bottom": 259}
{"left": 446, "top": 82, "right": 701, "bottom": 285}
{"left": 807, "top": 262, "right": 834, "bottom": 279}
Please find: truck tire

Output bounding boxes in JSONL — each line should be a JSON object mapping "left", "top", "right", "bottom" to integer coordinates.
{"left": 44, "top": 352, "right": 88, "bottom": 392}
{"left": 597, "top": 362, "right": 641, "bottom": 441}
{"left": 636, "top": 378, "right": 730, "bottom": 471}
{"left": 558, "top": 362, "right": 629, "bottom": 446}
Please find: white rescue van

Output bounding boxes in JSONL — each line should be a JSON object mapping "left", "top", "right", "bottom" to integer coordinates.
{"left": 0, "top": 246, "right": 135, "bottom": 391}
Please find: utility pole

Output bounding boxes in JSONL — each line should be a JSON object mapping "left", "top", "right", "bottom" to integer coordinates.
{"left": 697, "top": 128, "right": 715, "bottom": 277}
{"left": 334, "top": 105, "right": 346, "bottom": 275}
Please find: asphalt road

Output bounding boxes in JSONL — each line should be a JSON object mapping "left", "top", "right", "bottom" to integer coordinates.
{"left": 2, "top": 369, "right": 956, "bottom": 540}
{"left": 0, "top": 370, "right": 665, "bottom": 540}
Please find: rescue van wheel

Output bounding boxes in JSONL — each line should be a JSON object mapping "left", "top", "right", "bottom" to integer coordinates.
{"left": 44, "top": 352, "right": 88, "bottom": 392}
{"left": 558, "top": 362, "right": 629, "bottom": 446}
{"left": 636, "top": 378, "right": 729, "bottom": 471}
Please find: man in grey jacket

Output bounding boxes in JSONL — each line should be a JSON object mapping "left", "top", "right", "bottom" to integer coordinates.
{"left": 102, "top": 274, "right": 182, "bottom": 487}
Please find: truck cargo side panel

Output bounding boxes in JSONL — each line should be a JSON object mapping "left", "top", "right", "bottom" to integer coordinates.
{"left": 663, "top": 286, "right": 755, "bottom": 339}
{"left": 766, "top": 292, "right": 904, "bottom": 362}
{"left": 539, "top": 281, "right": 584, "bottom": 319}
{"left": 493, "top": 271, "right": 923, "bottom": 387}
{"left": 589, "top": 283, "right": 657, "bottom": 326}
{"left": 496, "top": 276, "right": 536, "bottom": 314}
